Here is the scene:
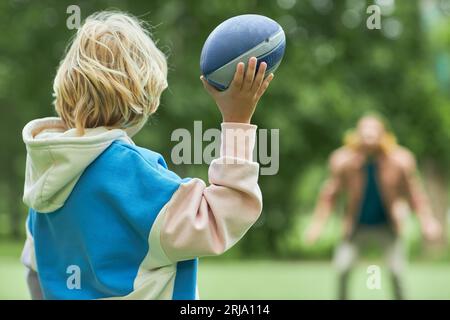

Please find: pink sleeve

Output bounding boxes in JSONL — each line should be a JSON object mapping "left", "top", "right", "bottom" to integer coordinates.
{"left": 21, "top": 219, "right": 37, "bottom": 271}
{"left": 149, "top": 123, "right": 262, "bottom": 263}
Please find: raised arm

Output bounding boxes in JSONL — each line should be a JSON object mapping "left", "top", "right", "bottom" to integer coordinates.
{"left": 148, "top": 57, "right": 273, "bottom": 264}
{"left": 149, "top": 123, "right": 262, "bottom": 263}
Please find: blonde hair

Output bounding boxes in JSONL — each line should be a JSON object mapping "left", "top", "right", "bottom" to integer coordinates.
{"left": 344, "top": 113, "right": 398, "bottom": 153}
{"left": 53, "top": 11, "right": 168, "bottom": 135}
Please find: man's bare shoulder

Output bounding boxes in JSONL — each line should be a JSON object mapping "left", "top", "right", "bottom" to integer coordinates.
{"left": 329, "top": 147, "right": 357, "bottom": 171}
{"left": 390, "top": 146, "right": 417, "bottom": 171}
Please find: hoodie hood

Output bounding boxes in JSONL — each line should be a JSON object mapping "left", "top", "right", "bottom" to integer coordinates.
{"left": 23, "top": 117, "right": 135, "bottom": 213}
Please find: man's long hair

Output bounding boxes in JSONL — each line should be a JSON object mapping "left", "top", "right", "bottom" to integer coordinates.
{"left": 343, "top": 113, "right": 398, "bottom": 154}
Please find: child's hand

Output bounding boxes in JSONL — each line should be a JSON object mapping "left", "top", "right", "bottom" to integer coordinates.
{"left": 201, "top": 57, "right": 274, "bottom": 124}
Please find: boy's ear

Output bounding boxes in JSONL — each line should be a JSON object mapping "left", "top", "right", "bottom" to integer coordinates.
{"left": 124, "top": 116, "right": 149, "bottom": 138}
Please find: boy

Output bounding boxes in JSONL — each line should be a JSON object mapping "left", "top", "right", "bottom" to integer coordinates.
{"left": 20, "top": 11, "right": 273, "bottom": 299}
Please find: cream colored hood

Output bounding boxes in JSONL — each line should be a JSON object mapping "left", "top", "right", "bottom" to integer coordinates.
{"left": 22, "top": 117, "right": 134, "bottom": 213}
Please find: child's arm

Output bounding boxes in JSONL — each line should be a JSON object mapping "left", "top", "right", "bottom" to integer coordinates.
{"left": 151, "top": 58, "right": 273, "bottom": 263}
{"left": 21, "top": 224, "right": 44, "bottom": 299}
{"left": 25, "top": 269, "right": 43, "bottom": 300}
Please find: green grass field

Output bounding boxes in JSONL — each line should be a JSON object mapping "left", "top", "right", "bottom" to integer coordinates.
{"left": 1, "top": 242, "right": 449, "bottom": 300}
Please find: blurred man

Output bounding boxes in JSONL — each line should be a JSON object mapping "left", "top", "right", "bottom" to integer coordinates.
{"left": 305, "top": 114, "right": 441, "bottom": 300}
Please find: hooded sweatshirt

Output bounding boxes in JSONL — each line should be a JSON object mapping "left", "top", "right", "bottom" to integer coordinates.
{"left": 21, "top": 117, "right": 262, "bottom": 300}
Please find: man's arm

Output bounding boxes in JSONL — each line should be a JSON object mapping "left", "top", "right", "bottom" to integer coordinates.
{"left": 402, "top": 152, "right": 441, "bottom": 241}
{"left": 305, "top": 153, "right": 343, "bottom": 244}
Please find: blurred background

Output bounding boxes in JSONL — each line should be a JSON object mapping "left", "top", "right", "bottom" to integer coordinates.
{"left": 1, "top": 0, "right": 449, "bottom": 299}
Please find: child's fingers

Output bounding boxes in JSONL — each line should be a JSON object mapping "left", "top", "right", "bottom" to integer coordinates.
{"left": 256, "top": 73, "right": 274, "bottom": 98}
{"left": 242, "top": 57, "right": 257, "bottom": 91}
{"left": 200, "top": 76, "right": 218, "bottom": 96}
{"left": 251, "top": 62, "right": 267, "bottom": 93}
{"left": 230, "top": 62, "right": 245, "bottom": 90}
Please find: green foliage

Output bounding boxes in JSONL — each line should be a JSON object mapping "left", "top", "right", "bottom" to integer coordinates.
{"left": 0, "top": 0, "right": 449, "bottom": 256}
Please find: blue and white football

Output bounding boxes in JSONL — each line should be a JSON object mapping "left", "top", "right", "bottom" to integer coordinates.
{"left": 200, "top": 14, "right": 286, "bottom": 91}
